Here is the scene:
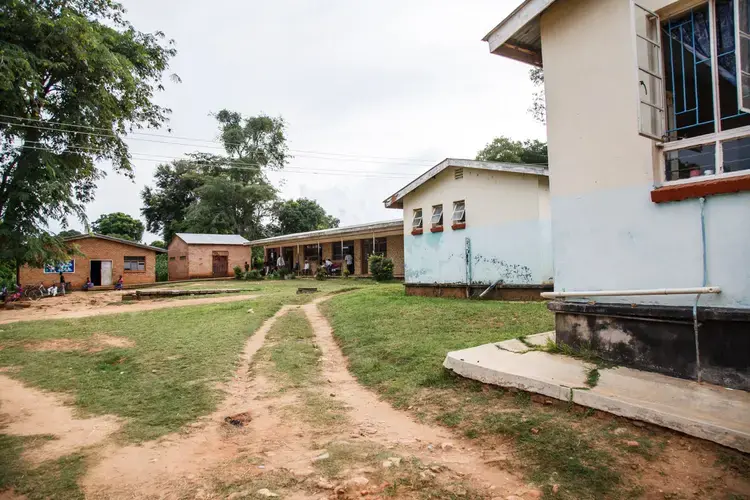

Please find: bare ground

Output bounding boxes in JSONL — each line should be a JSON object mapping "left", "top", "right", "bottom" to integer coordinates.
{"left": 0, "top": 292, "right": 258, "bottom": 325}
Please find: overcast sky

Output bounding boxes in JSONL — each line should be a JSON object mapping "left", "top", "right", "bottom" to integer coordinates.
{"left": 52, "top": 0, "right": 545, "bottom": 243}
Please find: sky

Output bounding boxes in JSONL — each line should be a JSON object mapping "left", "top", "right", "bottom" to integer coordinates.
{"left": 52, "top": 0, "right": 545, "bottom": 243}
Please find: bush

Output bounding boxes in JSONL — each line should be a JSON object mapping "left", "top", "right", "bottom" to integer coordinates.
{"left": 315, "top": 266, "right": 327, "bottom": 281}
{"left": 342, "top": 267, "right": 351, "bottom": 278}
{"left": 233, "top": 265, "right": 243, "bottom": 279}
{"left": 0, "top": 260, "right": 16, "bottom": 289}
{"left": 155, "top": 254, "right": 168, "bottom": 282}
{"left": 368, "top": 255, "right": 394, "bottom": 281}
{"left": 268, "top": 271, "right": 281, "bottom": 280}
{"left": 244, "top": 270, "right": 264, "bottom": 281}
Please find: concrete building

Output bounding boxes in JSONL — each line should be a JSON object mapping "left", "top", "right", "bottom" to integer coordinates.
{"left": 167, "top": 233, "right": 250, "bottom": 280}
{"left": 19, "top": 234, "right": 166, "bottom": 289}
{"left": 384, "top": 158, "right": 553, "bottom": 299}
{"left": 246, "top": 221, "right": 404, "bottom": 277}
{"left": 486, "top": 0, "right": 750, "bottom": 390}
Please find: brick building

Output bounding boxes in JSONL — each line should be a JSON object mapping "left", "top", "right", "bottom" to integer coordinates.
{"left": 246, "top": 220, "right": 404, "bottom": 278}
{"left": 19, "top": 234, "right": 166, "bottom": 290}
{"left": 167, "top": 233, "right": 250, "bottom": 280}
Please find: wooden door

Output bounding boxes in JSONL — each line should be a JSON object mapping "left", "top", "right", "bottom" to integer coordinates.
{"left": 100, "top": 261, "right": 113, "bottom": 286}
{"left": 212, "top": 255, "right": 228, "bottom": 277}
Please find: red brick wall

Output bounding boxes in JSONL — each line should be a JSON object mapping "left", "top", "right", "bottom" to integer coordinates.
{"left": 167, "top": 236, "right": 190, "bottom": 280}
{"left": 187, "top": 244, "right": 250, "bottom": 278}
{"left": 19, "top": 237, "right": 159, "bottom": 289}
{"left": 386, "top": 234, "right": 405, "bottom": 277}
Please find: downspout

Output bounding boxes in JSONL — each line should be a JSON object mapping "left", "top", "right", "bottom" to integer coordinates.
{"left": 693, "top": 197, "right": 707, "bottom": 383}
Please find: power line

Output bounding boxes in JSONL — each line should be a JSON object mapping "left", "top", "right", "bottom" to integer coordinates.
{"left": 0, "top": 114, "right": 437, "bottom": 166}
{"left": 9, "top": 143, "right": 416, "bottom": 179}
{"left": 15, "top": 139, "right": 416, "bottom": 177}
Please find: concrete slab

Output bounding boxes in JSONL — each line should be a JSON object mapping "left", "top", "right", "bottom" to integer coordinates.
{"left": 444, "top": 339, "right": 750, "bottom": 453}
{"left": 494, "top": 331, "right": 555, "bottom": 353}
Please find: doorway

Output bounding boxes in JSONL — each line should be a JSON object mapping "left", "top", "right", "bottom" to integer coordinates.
{"left": 90, "top": 260, "right": 112, "bottom": 286}
{"left": 362, "top": 239, "right": 373, "bottom": 275}
{"left": 283, "top": 247, "right": 294, "bottom": 270}
{"left": 212, "top": 253, "right": 228, "bottom": 277}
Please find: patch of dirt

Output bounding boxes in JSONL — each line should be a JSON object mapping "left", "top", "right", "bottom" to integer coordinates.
{"left": 22, "top": 334, "right": 135, "bottom": 353}
{"left": 0, "top": 292, "right": 258, "bottom": 325}
{"left": 0, "top": 489, "right": 27, "bottom": 500}
{"left": 0, "top": 374, "right": 121, "bottom": 463}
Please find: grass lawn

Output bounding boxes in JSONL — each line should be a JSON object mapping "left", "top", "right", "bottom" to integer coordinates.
{"left": 320, "top": 285, "right": 750, "bottom": 500}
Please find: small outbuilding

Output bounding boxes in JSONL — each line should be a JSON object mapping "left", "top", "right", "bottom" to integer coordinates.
{"left": 19, "top": 233, "right": 166, "bottom": 290}
{"left": 167, "top": 233, "right": 250, "bottom": 280}
{"left": 384, "top": 158, "right": 552, "bottom": 299}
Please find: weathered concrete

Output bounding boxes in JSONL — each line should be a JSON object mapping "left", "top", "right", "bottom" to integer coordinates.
{"left": 123, "top": 289, "right": 246, "bottom": 300}
{"left": 404, "top": 283, "right": 551, "bottom": 301}
{"left": 444, "top": 336, "right": 750, "bottom": 453}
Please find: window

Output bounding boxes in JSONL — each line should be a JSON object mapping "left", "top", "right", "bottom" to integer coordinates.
{"left": 179, "top": 256, "right": 186, "bottom": 260}
{"left": 169, "top": 256, "right": 176, "bottom": 261}
{"left": 452, "top": 201, "right": 466, "bottom": 224}
{"left": 412, "top": 209, "right": 423, "bottom": 229}
{"left": 303, "top": 244, "right": 319, "bottom": 260}
{"left": 124, "top": 256, "right": 145, "bottom": 271}
{"left": 431, "top": 204, "right": 443, "bottom": 228}
{"left": 638, "top": 0, "right": 750, "bottom": 182}
{"left": 332, "top": 241, "right": 353, "bottom": 260}
{"left": 454, "top": 168, "right": 464, "bottom": 180}
{"left": 374, "top": 237, "right": 387, "bottom": 255}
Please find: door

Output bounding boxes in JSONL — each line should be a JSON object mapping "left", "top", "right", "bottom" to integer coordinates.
{"left": 100, "top": 261, "right": 113, "bottom": 286}
{"left": 90, "top": 261, "right": 102, "bottom": 286}
{"left": 283, "top": 247, "right": 293, "bottom": 270}
{"left": 362, "top": 239, "right": 373, "bottom": 275}
{"left": 212, "top": 255, "right": 228, "bottom": 277}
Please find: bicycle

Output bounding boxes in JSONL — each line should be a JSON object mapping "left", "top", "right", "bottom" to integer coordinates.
{"left": 23, "top": 282, "right": 58, "bottom": 301}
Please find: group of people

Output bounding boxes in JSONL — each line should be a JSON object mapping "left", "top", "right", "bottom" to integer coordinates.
{"left": 252, "top": 251, "right": 355, "bottom": 277}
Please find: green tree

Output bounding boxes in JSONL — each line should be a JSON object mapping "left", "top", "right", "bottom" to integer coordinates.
{"left": 269, "top": 198, "right": 339, "bottom": 236}
{"left": 141, "top": 160, "right": 203, "bottom": 243}
{"left": 529, "top": 68, "right": 546, "bottom": 125}
{"left": 92, "top": 212, "right": 145, "bottom": 242}
{"left": 476, "top": 137, "right": 548, "bottom": 165}
{"left": 149, "top": 240, "right": 166, "bottom": 249}
{"left": 0, "top": 0, "right": 177, "bottom": 270}
{"left": 57, "top": 229, "right": 82, "bottom": 239}
{"left": 142, "top": 110, "right": 288, "bottom": 241}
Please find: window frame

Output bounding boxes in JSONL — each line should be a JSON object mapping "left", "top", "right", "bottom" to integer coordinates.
{"left": 412, "top": 208, "right": 423, "bottom": 230}
{"left": 451, "top": 200, "right": 466, "bottom": 224}
{"left": 123, "top": 256, "right": 146, "bottom": 272}
{"left": 634, "top": 2, "right": 667, "bottom": 141}
{"left": 646, "top": 0, "right": 750, "bottom": 186}
{"left": 430, "top": 204, "right": 444, "bottom": 229}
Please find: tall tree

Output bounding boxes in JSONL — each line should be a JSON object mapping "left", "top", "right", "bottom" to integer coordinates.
{"left": 141, "top": 110, "right": 288, "bottom": 241}
{"left": 476, "top": 137, "right": 548, "bottom": 165}
{"left": 529, "top": 67, "right": 546, "bottom": 124}
{"left": 92, "top": 212, "right": 145, "bottom": 241}
{"left": 149, "top": 240, "right": 166, "bottom": 249}
{"left": 0, "top": 0, "right": 177, "bottom": 269}
{"left": 141, "top": 160, "right": 204, "bottom": 243}
{"left": 57, "top": 229, "right": 82, "bottom": 238}
{"left": 269, "top": 198, "right": 340, "bottom": 236}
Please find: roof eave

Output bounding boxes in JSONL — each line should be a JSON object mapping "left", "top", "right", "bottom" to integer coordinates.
{"left": 483, "top": 0, "right": 556, "bottom": 66}
{"left": 63, "top": 233, "right": 167, "bottom": 253}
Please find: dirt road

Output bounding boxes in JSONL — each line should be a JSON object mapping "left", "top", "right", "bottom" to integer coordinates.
{"left": 0, "top": 292, "right": 258, "bottom": 325}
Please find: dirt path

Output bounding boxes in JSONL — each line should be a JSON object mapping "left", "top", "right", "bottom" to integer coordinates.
{"left": 0, "top": 293, "right": 258, "bottom": 325}
{"left": 0, "top": 374, "right": 121, "bottom": 463}
{"left": 76, "top": 298, "right": 534, "bottom": 499}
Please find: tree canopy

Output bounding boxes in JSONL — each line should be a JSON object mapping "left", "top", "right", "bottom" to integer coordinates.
{"left": 269, "top": 198, "right": 340, "bottom": 236}
{"left": 141, "top": 110, "right": 288, "bottom": 241}
{"left": 92, "top": 212, "right": 145, "bottom": 242}
{"left": 0, "top": 0, "right": 176, "bottom": 268}
{"left": 529, "top": 68, "right": 546, "bottom": 124}
{"left": 149, "top": 240, "right": 166, "bottom": 249}
{"left": 57, "top": 229, "right": 82, "bottom": 239}
{"left": 476, "top": 137, "right": 548, "bottom": 165}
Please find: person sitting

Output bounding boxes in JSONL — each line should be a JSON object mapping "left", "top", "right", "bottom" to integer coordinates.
{"left": 47, "top": 284, "right": 58, "bottom": 297}
{"left": 114, "top": 275, "right": 124, "bottom": 290}
{"left": 324, "top": 258, "right": 333, "bottom": 274}
{"left": 83, "top": 277, "right": 94, "bottom": 291}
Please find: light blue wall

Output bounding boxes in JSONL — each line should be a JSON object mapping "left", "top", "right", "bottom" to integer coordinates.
{"left": 404, "top": 220, "right": 554, "bottom": 285}
{"left": 551, "top": 184, "right": 750, "bottom": 307}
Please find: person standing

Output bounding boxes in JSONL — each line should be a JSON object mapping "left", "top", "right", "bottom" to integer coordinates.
{"left": 58, "top": 271, "right": 66, "bottom": 296}
{"left": 277, "top": 253, "right": 285, "bottom": 270}
{"left": 345, "top": 252, "right": 354, "bottom": 275}
{"left": 244, "top": 261, "right": 250, "bottom": 273}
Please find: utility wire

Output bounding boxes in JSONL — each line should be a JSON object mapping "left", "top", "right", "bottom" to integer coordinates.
{"left": 15, "top": 139, "right": 416, "bottom": 177}
{"left": 10, "top": 144, "right": 416, "bottom": 179}
{"left": 0, "top": 114, "right": 437, "bottom": 165}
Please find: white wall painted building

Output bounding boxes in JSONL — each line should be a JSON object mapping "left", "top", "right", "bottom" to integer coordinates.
{"left": 486, "top": 0, "right": 750, "bottom": 389}
{"left": 384, "top": 159, "right": 552, "bottom": 293}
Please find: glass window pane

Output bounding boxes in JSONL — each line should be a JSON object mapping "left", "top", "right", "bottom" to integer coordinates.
{"left": 664, "top": 143, "right": 717, "bottom": 181}
{"left": 722, "top": 136, "right": 750, "bottom": 171}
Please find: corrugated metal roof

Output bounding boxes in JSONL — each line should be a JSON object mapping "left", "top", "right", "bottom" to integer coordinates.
{"left": 383, "top": 158, "right": 549, "bottom": 210}
{"left": 63, "top": 233, "right": 167, "bottom": 253}
{"left": 175, "top": 233, "right": 250, "bottom": 245}
{"left": 246, "top": 220, "right": 403, "bottom": 246}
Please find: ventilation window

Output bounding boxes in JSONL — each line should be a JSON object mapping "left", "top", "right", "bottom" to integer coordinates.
{"left": 454, "top": 168, "right": 464, "bottom": 180}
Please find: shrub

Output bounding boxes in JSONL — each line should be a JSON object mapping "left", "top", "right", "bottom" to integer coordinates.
{"left": 342, "top": 267, "right": 351, "bottom": 278}
{"left": 233, "top": 265, "right": 243, "bottom": 279}
{"left": 368, "top": 255, "right": 394, "bottom": 281}
{"left": 155, "top": 254, "right": 169, "bottom": 282}
{"left": 268, "top": 271, "right": 281, "bottom": 280}
{"left": 315, "top": 266, "right": 327, "bottom": 281}
{"left": 244, "top": 270, "right": 263, "bottom": 280}
{"left": 0, "top": 259, "right": 16, "bottom": 289}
